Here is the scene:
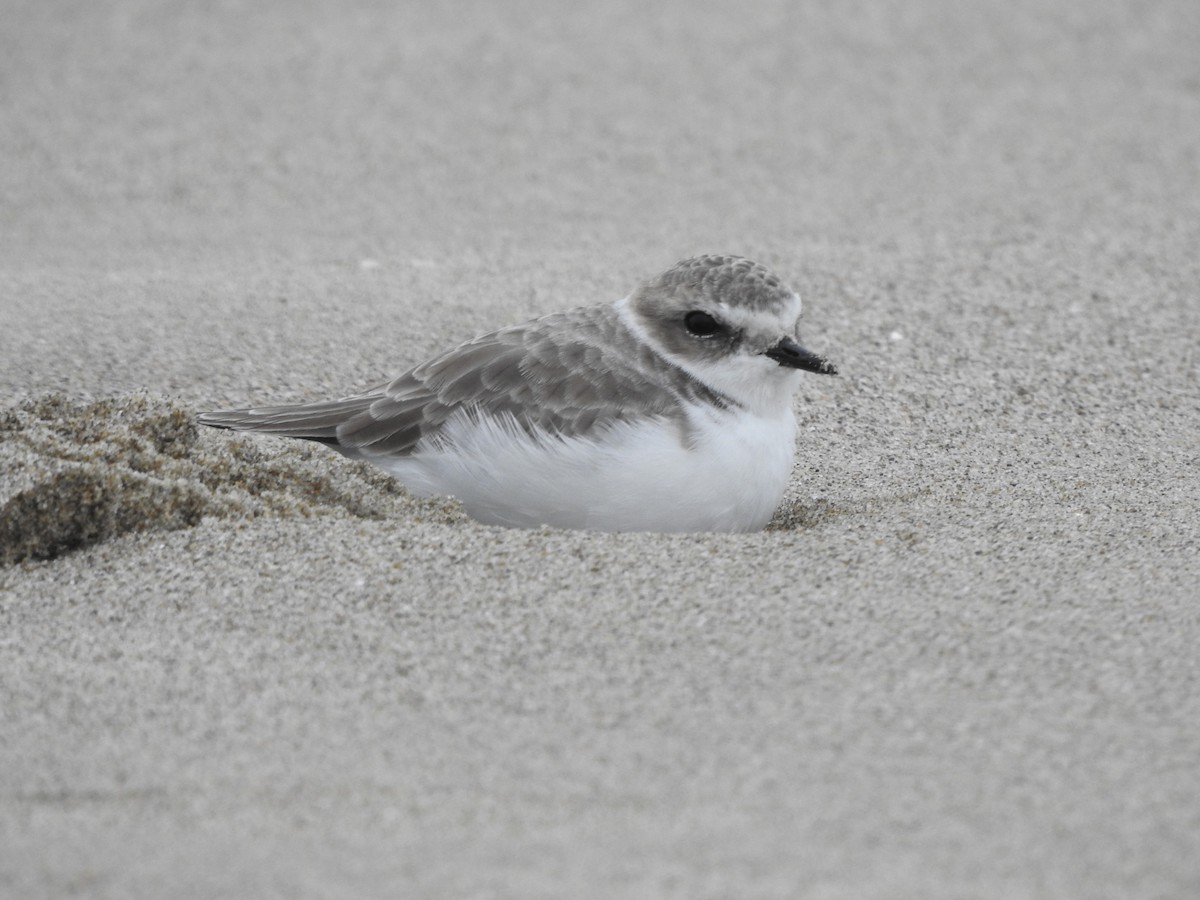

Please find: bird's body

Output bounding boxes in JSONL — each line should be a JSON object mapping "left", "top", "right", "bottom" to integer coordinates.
{"left": 198, "top": 255, "right": 837, "bottom": 533}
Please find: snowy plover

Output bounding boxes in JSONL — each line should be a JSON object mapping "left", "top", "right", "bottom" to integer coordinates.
{"left": 198, "top": 255, "right": 837, "bottom": 532}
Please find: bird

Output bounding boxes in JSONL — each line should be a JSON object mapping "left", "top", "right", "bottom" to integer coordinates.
{"left": 197, "top": 254, "right": 837, "bottom": 533}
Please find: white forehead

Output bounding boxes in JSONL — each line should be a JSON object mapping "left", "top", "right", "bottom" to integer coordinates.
{"left": 715, "top": 291, "right": 803, "bottom": 332}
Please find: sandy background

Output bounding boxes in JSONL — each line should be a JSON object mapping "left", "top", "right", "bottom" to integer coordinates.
{"left": 3, "top": 1, "right": 1199, "bottom": 897}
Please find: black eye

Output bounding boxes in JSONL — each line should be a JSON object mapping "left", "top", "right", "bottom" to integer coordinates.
{"left": 684, "top": 310, "right": 722, "bottom": 337}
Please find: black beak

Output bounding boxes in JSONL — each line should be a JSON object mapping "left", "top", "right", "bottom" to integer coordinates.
{"left": 764, "top": 336, "right": 838, "bottom": 375}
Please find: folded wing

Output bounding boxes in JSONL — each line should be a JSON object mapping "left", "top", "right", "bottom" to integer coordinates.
{"left": 197, "top": 305, "right": 720, "bottom": 457}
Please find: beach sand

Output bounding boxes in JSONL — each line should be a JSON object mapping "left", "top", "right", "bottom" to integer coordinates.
{"left": 3, "top": 1, "right": 1199, "bottom": 897}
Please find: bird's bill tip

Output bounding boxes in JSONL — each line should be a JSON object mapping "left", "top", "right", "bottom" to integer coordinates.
{"left": 764, "top": 337, "right": 837, "bottom": 375}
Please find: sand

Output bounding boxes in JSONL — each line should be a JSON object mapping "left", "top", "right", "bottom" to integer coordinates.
{"left": 3, "top": 1, "right": 1199, "bottom": 897}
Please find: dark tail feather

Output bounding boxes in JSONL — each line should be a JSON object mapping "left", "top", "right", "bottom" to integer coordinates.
{"left": 196, "top": 397, "right": 377, "bottom": 444}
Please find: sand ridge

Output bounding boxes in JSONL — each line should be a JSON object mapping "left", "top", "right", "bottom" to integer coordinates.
{"left": 0, "top": 394, "right": 466, "bottom": 566}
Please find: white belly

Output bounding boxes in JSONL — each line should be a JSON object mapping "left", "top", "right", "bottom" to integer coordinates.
{"left": 374, "top": 405, "right": 799, "bottom": 533}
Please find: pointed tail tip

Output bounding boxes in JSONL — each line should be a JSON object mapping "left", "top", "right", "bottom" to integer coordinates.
{"left": 195, "top": 410, "right": 237, "bottom": 430}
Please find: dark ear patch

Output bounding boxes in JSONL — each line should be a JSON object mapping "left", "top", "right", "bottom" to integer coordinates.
{"left": 633, "top": 288, "right": 738, "bottom": 362}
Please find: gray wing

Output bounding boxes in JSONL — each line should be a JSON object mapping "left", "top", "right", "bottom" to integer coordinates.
{"left": 197, "top": 304, "right": 729, "bottom": 457}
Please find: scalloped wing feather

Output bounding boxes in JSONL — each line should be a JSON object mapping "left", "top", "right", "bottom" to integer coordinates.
{"left": 199, "top": 305, "right": 727, "bottom": 458}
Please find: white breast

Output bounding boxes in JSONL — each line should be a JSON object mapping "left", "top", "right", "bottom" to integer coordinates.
{"left": 375, "top": 403, "right": 798, "bottom": 533}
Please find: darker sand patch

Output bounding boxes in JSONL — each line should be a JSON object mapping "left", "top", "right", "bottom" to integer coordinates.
{"left": 766, "top": 497, "right": 846, "bottom": 531}
{"left": 0, "top": 394, "right": 463, "bottom": 566}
